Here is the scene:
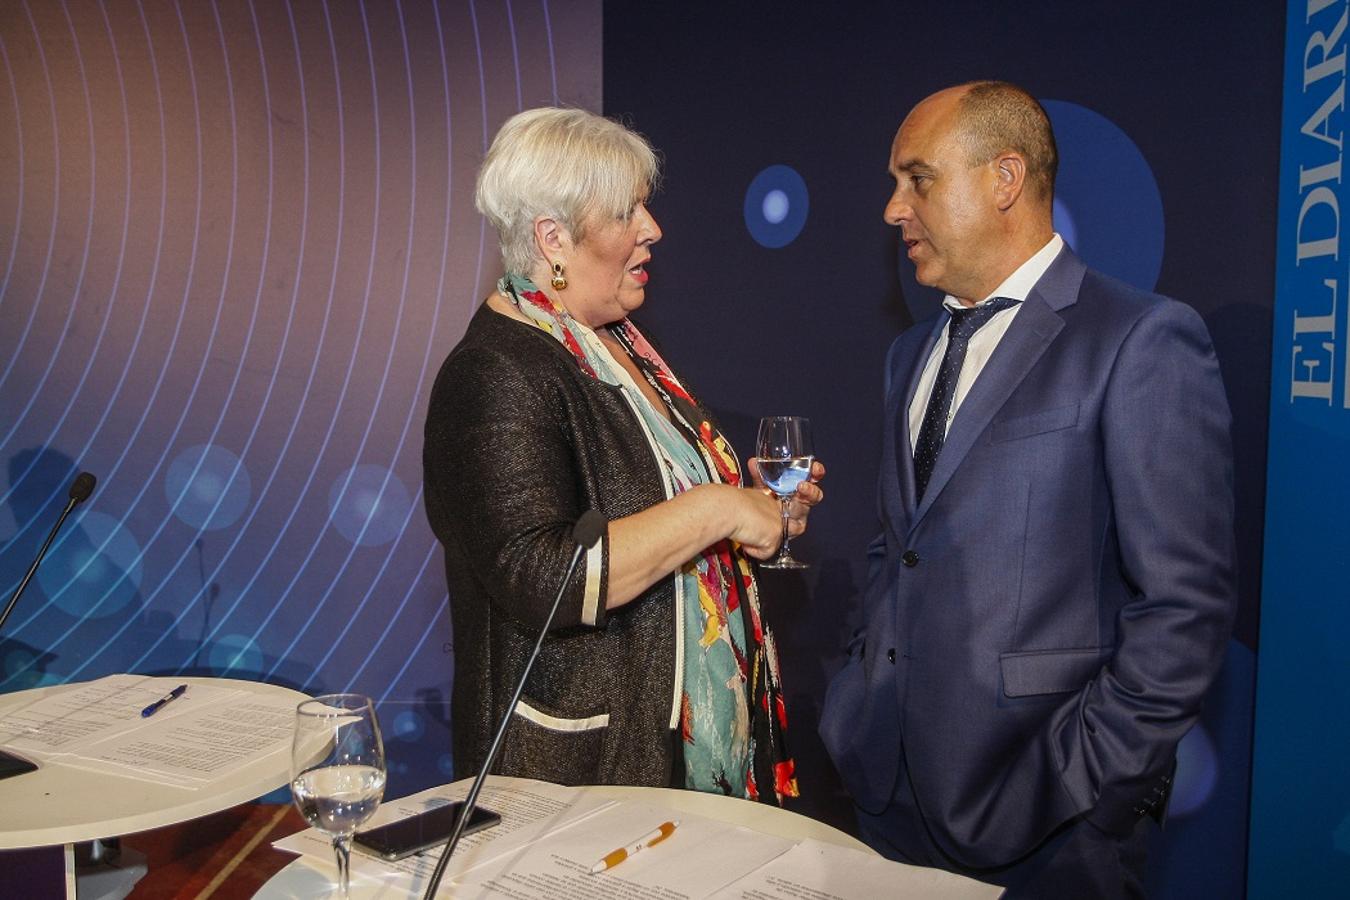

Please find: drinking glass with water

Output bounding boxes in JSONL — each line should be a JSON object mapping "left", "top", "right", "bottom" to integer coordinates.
{"left": 291, "top": 693, "right": 386, "bottom": 898}
{"left": 755, "top": 416, "right": 814, "bottom": 569}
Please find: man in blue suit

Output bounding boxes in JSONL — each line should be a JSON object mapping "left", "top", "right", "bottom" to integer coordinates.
{"left": 819, "top": 82, "right": 1236, "bottom": 898}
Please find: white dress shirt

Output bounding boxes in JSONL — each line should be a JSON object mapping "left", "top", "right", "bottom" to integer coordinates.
{"left": 907, "top": 234, "right": 1065, "bottom": 451}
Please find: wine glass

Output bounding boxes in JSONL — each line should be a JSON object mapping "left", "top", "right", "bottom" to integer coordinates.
{"left": 755, "top": 416, "right": 814, "bottom": 569}
{"left": 291, "top": 693, "right": 386, "bottom": 899}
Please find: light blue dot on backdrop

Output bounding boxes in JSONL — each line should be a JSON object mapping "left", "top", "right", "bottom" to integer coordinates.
{"left": 208, "top": 634, "right": 264, "bottom": 675}
{"left": 36, "top": 511, "right": 143, "bottom": 619}
{"left": 762, "top": 189, "right": 790, "bottom": 224}
{"left": 327, "top": 465, "right": 412, "bottom": 547}
{"left": 165, "top": 444, "right": 252, "bottom": 530}
{"left": 744, "top": 165, "right": 809, "bottom": 248}
{"left": 437, "top": 753, "right": 456, "bottom": 777}
{"left": 392, "top": 710, "right": 424, "bottom": 741}
{"left": 1170, "top": 722, "right": 1219, "bottom": 817}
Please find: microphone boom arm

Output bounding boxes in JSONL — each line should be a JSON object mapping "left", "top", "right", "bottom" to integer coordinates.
{"left": 0, "top": 471, "right": 97, "bottom": 781}
{"left": 0, "top": 472, "right": 97, "bottom": 636}
{"left": 422, "top": 510, "right": 605, "bottom": 898}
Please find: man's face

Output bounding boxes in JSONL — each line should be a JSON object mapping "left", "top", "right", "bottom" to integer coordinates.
{"left": 884, "top": 90, "right": 1002, "bottom": 303}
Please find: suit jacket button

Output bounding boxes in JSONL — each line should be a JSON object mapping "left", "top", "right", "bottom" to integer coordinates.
{"left": 901, "top": 550, "right": 919, "bottom": 567}
{"left": 887, "top": 648, "right": 896, "bottom": 663}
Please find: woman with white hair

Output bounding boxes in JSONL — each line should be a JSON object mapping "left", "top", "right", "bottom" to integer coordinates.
{"left": 423, "top": 108, "right": 823, "bottom": 803}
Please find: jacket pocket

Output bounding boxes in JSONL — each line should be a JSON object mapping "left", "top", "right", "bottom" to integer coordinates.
{"left": 1000, "top": 647, "right": 1105, "bottom": 697}
{"left": 497, "top": 697, "right": 609, "bottom": 785}
{"left": 819, "top": 654, "right": 902, "bottom": 815}
{"left": 990, "top": 403, "right": 1080, "bottom": 443}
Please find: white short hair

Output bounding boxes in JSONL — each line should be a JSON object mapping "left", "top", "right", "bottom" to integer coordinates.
{"left": 475, "top": 108, "right": 660, "bottom": 276}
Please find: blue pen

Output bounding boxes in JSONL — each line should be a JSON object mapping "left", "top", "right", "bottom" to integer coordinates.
{"left": 141, "top": 683, "right": 188, "bottom": 717}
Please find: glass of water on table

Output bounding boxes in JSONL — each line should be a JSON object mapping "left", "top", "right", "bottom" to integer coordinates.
{"left": 291, "top": 693, "right": 386, "bottom": 899}
{"left": 755, "top": 416, "right": 814, "bottom": 569}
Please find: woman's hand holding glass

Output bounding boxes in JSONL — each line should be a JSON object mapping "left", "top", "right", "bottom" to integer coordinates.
{"left": 718, "top": 483, "right": 793, "bottom": 560}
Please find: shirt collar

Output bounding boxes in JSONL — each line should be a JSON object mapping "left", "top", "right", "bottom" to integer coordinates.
{"left": 942, "top": 233, "right": 1065, "bottom": 312}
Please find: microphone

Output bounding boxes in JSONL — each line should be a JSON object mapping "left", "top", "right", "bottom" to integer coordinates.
{"left": 0, "top": 471, "right": 97, "bottom": 635}
{"left": 69, "top": 471, "right": 96, "bottom": 504}
{"left": 0, "top": 470, "right": 97, "bottom": 781}
{"left": 422, "top": 510, "right": 606, "bottom": 899}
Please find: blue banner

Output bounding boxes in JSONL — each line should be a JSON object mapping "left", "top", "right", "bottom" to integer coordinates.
{"left": 1251, "top": 0, "right": 1350, "bottom": 894}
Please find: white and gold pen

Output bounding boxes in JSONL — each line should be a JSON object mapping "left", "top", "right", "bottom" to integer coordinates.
{"left": 588, "top": 820, "right": 679, "bottom": 874}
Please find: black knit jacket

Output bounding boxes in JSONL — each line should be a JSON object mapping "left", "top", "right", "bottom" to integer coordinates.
{"left": 425, "top": 303, "right": 713, "bottom": 787}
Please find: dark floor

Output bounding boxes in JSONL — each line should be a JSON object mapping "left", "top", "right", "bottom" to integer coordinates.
{"left": 120, "top": 802, "right": 307, "bottom": 899}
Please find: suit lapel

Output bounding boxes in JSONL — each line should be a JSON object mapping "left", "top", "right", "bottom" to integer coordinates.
{"left": 909, "top": 250, "right": 1086, "bottom": 530}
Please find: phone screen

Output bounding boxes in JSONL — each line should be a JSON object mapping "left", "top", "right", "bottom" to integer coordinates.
{"left": 353, "top": 802, "right": 502, "bottom": 861}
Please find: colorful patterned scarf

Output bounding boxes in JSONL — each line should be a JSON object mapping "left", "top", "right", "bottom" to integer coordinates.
{"left": 498, "top": 273, "right": 797, "bottom": 803}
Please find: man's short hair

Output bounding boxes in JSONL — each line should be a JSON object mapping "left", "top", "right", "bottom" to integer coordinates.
{"left": 956, "top": 81, "right": 1058, "bottom": 202}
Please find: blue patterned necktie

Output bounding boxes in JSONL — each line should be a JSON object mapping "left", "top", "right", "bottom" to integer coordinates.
{"left": 912, "top": 297, "right": 1022, "bottom": 501}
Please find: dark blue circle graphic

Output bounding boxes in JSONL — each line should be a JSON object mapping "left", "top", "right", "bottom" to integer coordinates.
{"left": 1042, "top": 99, "right": 1164, "bottom": 292}
{"left": 1051, "top": 198, "right": 1079, "bottom": 252}
{"left": 1171, "top": 722, "right": 1219, "bottom": 817}
{"left": 744, "top": 165, "right": 809, "bottom": 248}
{"left": 896, "top": 100, "right": 1164, "bottom": 323}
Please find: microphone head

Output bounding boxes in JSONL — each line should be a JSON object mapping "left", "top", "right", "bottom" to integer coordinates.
{"left": 68, "top": 472, "right": 97, "bottom": 503}
{"left": 571, "top": 510, "right": 606, "bottom": 549}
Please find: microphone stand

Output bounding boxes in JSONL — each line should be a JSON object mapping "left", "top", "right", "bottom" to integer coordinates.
{"left": 0, "top": 472, "right": 97, "bottom": 636}
{"left": 0, "top": 471, "right": 97, "bottom": 780}
{"left": 421, "top": 510, "right": 606, "bottom": 899}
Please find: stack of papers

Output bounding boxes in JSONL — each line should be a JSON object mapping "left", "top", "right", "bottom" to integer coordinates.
{"left": 274, "top": 777, "right": 1003, "bottom": 899}
{"left": 0, "top": 674, "right": 296, "bottom": 789}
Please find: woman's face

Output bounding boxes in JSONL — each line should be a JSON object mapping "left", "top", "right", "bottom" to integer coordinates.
{"left": 562, "top": 202, "right": 662, "bottom": 327}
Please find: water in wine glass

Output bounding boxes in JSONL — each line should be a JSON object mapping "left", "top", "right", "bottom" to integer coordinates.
{"left": 292, "top": 764, "right": 386, "bottom": 835}
{"left": 757, "top": 456, "right": 814, "bottom": 497}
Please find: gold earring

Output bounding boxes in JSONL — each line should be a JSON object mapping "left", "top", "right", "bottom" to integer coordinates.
{"left": 550, "top": 260, "right": 567, "bottom": 290}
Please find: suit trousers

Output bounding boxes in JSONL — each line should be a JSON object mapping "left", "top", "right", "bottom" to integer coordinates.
{"left": 854, "top": 747, "right": 1149, "bottom": 899}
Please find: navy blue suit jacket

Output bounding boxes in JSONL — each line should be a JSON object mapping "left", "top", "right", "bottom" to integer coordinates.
{"left": 820, "top": 248, "right": 1236, "bottom": 870}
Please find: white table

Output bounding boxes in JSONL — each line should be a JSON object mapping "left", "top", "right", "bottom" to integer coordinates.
{"left": 258, "top": 780, "right": 873, "bottom": 898}
{"left": 0, "top": 675, "right": 309, "bottom": 895}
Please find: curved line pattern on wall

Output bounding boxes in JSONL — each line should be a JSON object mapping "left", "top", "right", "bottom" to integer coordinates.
{"left": 0, "top": 0, "right": 601, "bottom": 788}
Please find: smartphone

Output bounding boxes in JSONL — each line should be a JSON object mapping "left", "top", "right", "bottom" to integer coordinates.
{"left": 353, "top": 802, "right": 502, "bottom": 861}
{"left": 0, "top": 750, "right": 38, "bottom": 781}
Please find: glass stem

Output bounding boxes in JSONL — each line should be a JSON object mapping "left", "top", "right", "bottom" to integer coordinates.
{"left": 333, "top": 834, "right": 352, "bottom": 898}
{"left": 779, "top": 496, "right": 791, "bottom": 558}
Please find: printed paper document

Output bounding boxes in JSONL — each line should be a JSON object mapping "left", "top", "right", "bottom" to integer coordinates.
{"left": 708, "top": 838, "right": 1003, "bottom": 900}
{"left": 0, "top": 674, "right": 295, "bottom": 788}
